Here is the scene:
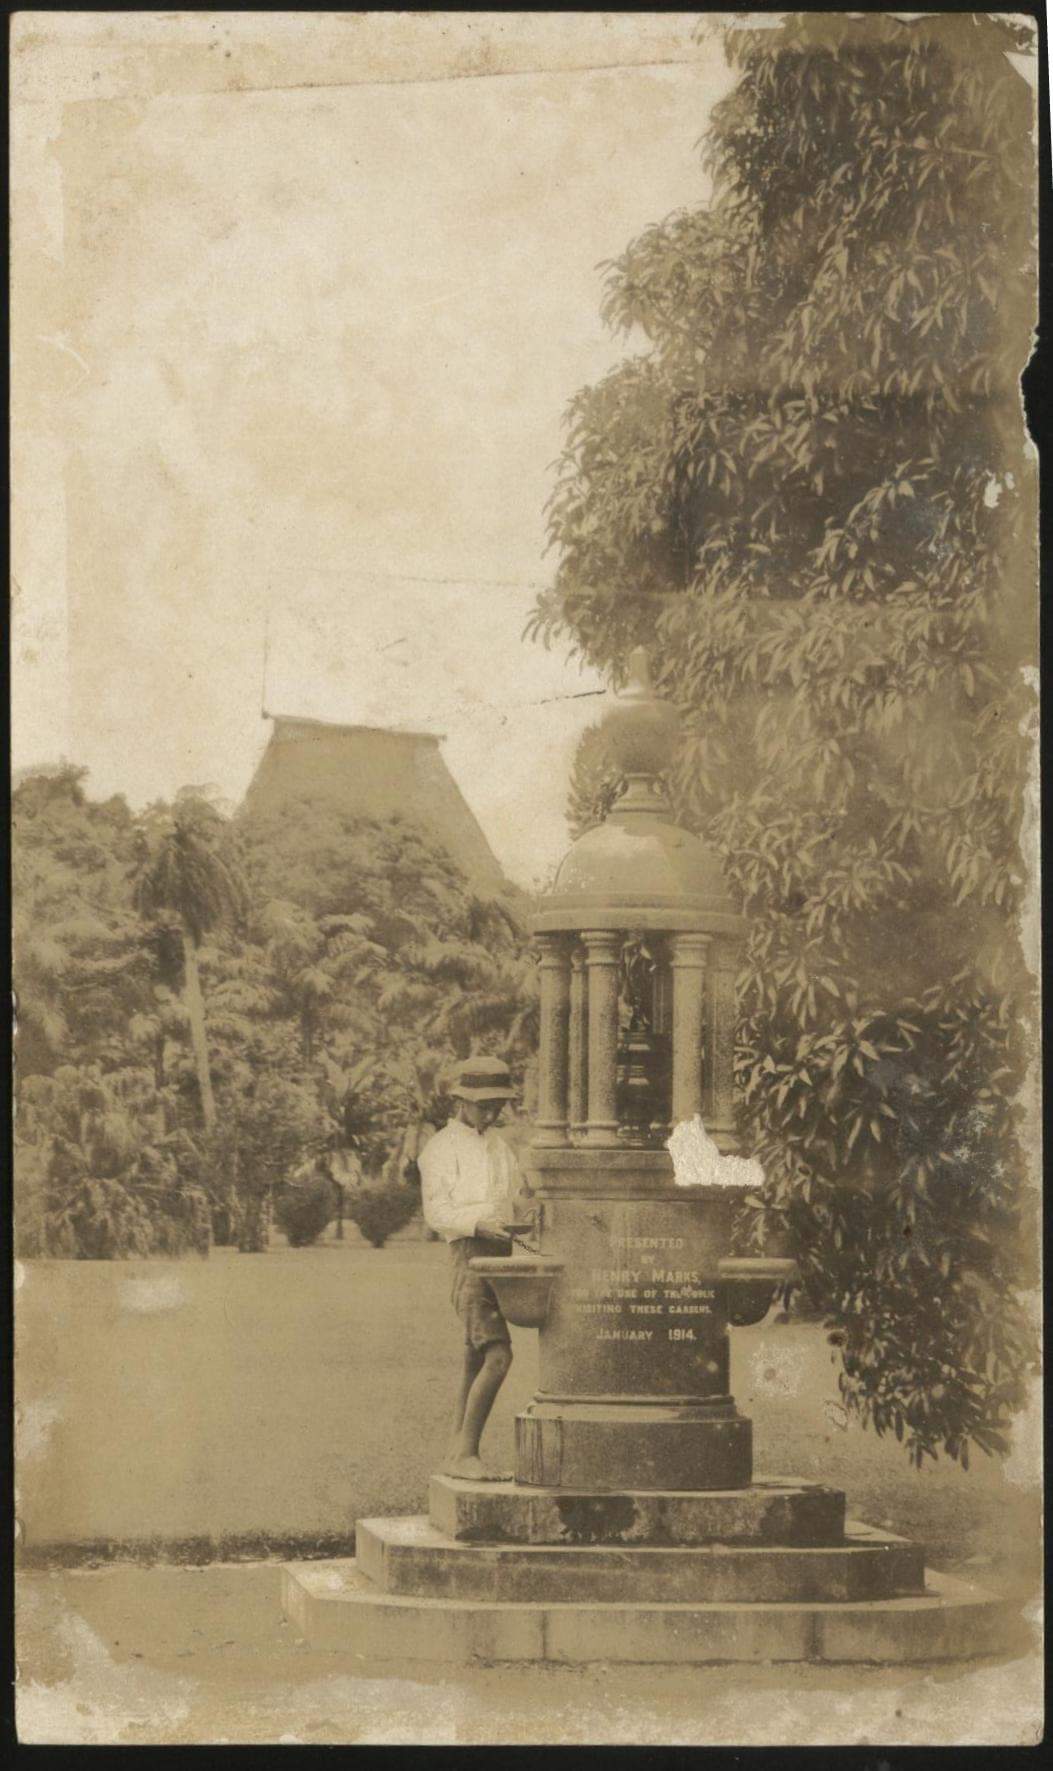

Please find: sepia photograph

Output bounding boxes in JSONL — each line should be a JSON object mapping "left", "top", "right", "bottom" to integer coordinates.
{"left": 11, "top": 9, "right": 1042, "bottom": 1748}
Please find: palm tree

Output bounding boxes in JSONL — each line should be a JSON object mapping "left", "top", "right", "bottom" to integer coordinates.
{"left": 134, "top": 798, "right": 247, "bottom": 1130}
{"left": 128, "top": 987, "right": 189, "bottom": 1096}
{"left": 256, "top": 899, "right": 386, "bottom": 1061}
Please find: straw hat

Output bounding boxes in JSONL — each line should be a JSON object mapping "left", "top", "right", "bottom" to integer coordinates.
{"left": 448, "top": 1056, "right": 516, "bottom": 1103}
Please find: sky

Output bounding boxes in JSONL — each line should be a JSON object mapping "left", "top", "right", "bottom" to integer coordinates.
{"left": 12, "top": 14, "right": 733, "bottom": 887}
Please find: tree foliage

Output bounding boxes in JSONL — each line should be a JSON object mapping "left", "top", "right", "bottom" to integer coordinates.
{"left": 13, "top": 768, "right": 152, "bottom": 1073}
{"left": 540, "top": 13, "right": 1037, "bottom": 1466}
{"left": 235, "top": 799, "right": 537, "bottom": 1096}
{"left": 17, "top": 1061, "right": 209, "bottom": 1259}
{"left": 14, "top": 770, "right": 534, "bottom": 1259}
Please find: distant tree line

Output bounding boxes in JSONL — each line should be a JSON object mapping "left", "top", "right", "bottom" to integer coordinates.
{"left": 13, "top": 767, "right": 535, "bottom": 1258}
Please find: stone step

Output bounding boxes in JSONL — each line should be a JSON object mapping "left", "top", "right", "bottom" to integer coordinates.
{"left": 358, "top": 1515, "right": 924, "bottom": 1604}
{"left": 428, "top": 1473, "right": 846, "bottom": 1547}
{"left": 281, "top": 1558, "right": 1024, "bottom": 1665}
{"left": 516, "top": 1405, "right": 754, "bottom": 1492}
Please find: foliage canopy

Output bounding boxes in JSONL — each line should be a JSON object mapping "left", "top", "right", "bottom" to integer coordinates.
{"left": 14, "top": 771, "right": 534, "bottom": 1259}
{"left": 534, "top": 13, "right": 1037, "bottom": 1467}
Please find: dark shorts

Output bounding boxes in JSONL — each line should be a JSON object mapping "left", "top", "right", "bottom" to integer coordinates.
{"left": 450, "top": 1236, "right": 511, "bottom": 1351}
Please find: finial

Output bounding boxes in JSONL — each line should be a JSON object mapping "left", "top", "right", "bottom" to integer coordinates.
{"left": 625, "top": 646, "right": 653, "bottom": 695}
{"left": 597, "top": 646, "right": 679, "bottom": 814}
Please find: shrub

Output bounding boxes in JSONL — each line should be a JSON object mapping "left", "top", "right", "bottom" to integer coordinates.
{"left": 346, "top": 1183, "right": 419, "bottom": 1249}
{"left": 47, "top": 1175, "right": 155, "bottom": 1261}
{"left": 273, "top": 1164, "right": 339, "bottom": 1248}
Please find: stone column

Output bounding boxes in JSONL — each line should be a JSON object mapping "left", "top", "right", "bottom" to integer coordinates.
{"left": 534, "top": 934, "right": 571, "bottom": 1146}
{"left": 705, "top": 939, "right": 740, "bottom": 1153}
{"left": 670, "top": 932, "right": 709, "bottom": 1126}
{"left": 582, "top": 930, "right": 621, "bottom": 1145}
{"left": 567, "top": 945, "right": 588, "bottom": 1138}
{"left": 651, "top": 945, "right": 671, "bottom": 1037}
{"left": 650, "top": 946, "right": 673, "bottom": 1137}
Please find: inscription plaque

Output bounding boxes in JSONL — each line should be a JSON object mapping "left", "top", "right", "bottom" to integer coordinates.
{"left": 566, "top": 1246, "right": 719, "bottom": 1344}
{"left": 536, "top": 1192, "right": 742, "bottom": 1403}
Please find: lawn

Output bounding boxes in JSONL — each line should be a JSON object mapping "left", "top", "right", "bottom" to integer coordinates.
{"left": 16, "top": 1240, "right": 1040, "bottom": 1594}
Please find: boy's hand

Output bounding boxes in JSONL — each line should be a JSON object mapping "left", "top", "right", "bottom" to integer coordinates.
{"left": 475, "top": 1217, "right": 513, "bottom": 1241}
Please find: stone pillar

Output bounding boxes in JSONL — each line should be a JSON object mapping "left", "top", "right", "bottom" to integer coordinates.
{"left": 534, "top": 934, "right": 571, "bottom": 1146}
{"left": 582, "top": 930, "right": 621, "bottom": 1145}
{"left": 652, "top": 946, "right": 671, "bottom": 1037}
{"left": 567, "top": 945, "right": 588, "bottom": 1138}
{"left": 670, "top": 932, "right": 709, "bottom": 1126}
{"left": 705, "top": 939, "right": 740, "bottom": 1153}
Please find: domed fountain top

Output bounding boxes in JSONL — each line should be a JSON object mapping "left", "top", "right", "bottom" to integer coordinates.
{"left": 533, "top": 648, "right": 741, "bottom": 936}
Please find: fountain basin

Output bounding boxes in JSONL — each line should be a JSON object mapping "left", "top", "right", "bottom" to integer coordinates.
{"left": 718, "top": 1256, "right": 799, "bottom": 1328}
{"left": 469, "top": 1255, "right": 566, "bottom": 1327}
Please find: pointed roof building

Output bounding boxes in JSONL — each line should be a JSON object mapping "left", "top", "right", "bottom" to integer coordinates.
{"left": 241, "top": 713, "right": 508, "bottom": 893}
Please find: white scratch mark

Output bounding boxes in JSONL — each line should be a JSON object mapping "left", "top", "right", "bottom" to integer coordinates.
{"left": 37, "top": 332, "right": 91, "bottom": 379}
{"left": 118, "top": 1276, "right": 187, "bottom": 1314}
{"left": 16, "top": 1396, "right": 63, "bottom": 1461}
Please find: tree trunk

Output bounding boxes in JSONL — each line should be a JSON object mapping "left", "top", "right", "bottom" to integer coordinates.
{"left": 180, "top": 929, "right": 216, "bottom": 1130}
{"left": 239, "top": 1193, "right": 264, "bottom": 1253}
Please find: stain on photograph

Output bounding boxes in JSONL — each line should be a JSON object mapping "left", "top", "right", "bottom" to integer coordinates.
{"left": 11, "top": 10, "right": 1041, "bottom": 1748}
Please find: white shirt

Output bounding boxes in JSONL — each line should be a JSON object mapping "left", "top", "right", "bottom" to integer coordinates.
{"left": 419, "top": 1117, "right": 522, "bottom": 1243}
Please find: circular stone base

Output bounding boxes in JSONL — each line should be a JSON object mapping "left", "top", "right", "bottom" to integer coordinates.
{"left": 427, "top": 1473, "right": 846, "bottom": 1547}
{"left": 356, "top": 1515, "right": 926, "bottom": 1604}
{"left": 516, "top": 1403, "right": 752, "bottom": 1491}
{"left": 281, "top": 1558, "right": 1025, "bottom": 1665}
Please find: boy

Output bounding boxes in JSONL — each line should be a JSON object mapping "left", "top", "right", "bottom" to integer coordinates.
{"left": 419, "top": 1056, "right": 531, "bottom": 1480}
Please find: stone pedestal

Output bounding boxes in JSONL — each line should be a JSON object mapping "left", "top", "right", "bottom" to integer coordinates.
{"left": 517, "top": 1401, "right": 751, "bottom": 1492}
{"left": 281, "top": 1146, "right": 1020, "bottom": 1665}
{"left": 513, "top": 1168, "right": 754, "bottom": 1490}
{"left": 282, "top": 1496, "right": 1020, "bottom": 1665}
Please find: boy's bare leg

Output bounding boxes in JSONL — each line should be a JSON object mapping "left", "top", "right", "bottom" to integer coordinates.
{"left": 449, "top": 1345, "right": 484, "bottom": 1444}
{"left": 442, "top": 1341, "right": 513, "bottom": 1480}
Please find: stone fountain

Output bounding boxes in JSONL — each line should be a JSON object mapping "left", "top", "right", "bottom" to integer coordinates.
{"left": 282, "top": 651, "right": 1019, "bottom": 1666}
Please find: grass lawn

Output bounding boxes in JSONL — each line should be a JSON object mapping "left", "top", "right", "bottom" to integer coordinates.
{"left": 16, "top": 1240, "right": 1040, "bottom": 1596}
